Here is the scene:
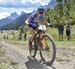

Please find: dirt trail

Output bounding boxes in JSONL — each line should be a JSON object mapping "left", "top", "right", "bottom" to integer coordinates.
{"left": 1, "top": 41, "right": 75, "bottom": 69}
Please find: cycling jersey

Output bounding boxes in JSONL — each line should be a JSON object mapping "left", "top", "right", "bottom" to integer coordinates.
{"left": 28, "top": 13, "right": 45, "bottom": 29}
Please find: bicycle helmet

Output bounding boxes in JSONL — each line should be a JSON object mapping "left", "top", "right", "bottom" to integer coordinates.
{"left": 37, "top": 7, "right": 44, "bottom": 14}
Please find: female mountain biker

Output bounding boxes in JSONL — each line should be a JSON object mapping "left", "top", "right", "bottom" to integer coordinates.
{"left": 25, "top": 7, "right": 48, "bottom": 51}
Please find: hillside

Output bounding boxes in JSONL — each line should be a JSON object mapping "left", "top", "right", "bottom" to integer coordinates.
{"left": 0, "top": 12, "right": 31, "bottom": 30}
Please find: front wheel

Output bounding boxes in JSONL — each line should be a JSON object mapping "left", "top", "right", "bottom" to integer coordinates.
{"left": 40, "top": 34, "right": 56, "bottom": 65}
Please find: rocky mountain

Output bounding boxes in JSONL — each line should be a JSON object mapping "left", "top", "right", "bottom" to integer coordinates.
{"left": 0, "top": 12, "right": 18, "bottom": 27}
{"left": 0, "top": 0, "right": 56, "bottom": 30}
{"left": 0, "top": 12, "right": 31, "bottom": 30}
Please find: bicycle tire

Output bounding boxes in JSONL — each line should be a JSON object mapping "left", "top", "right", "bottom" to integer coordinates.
{"left": 40, "top": 34, "right": 56, "bottom": 66}
{"left": 29, "top": 40, "right": 38, "bottom": 58}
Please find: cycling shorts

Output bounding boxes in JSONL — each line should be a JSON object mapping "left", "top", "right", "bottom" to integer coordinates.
{"left": 28, "top": 22, "right": 38, "bottom": 29}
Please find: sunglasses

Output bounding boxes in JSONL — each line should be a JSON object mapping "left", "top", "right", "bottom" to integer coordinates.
{"left": 39, "top": 12, "right": 43, "bottom": 14}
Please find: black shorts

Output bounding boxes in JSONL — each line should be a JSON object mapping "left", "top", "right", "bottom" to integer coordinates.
{"left": 28, "top": 22, "right": 38, "bottom": 29}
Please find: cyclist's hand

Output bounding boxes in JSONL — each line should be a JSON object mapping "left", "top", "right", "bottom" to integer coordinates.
{"left": 44, "top": 22, "right": 48, "bottom": 27}
{"left": 43, "top": 20, "right": 48, "bottom": 27}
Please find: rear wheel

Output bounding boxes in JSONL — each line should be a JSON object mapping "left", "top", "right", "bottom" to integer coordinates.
{"left": 40, "top": 34, "right": 56, "bottom": 65}
{"left": 29, "top": 40, "right": 37, "bottom": 58}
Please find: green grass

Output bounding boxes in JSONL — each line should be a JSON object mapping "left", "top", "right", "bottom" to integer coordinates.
{"left": 6, "top": 38, "right": 75, "bottom": 48}
{"left": 1, "top": 25, "right": 75, "bottom": 48}
{"left": 6, "top": 39, "right": 26, "bottom": 45}
{"left": 46, "top": 27, "right": 75, "bottom": 40}
{"left": 55, "top": 40, "right": 75, "bottom": 48}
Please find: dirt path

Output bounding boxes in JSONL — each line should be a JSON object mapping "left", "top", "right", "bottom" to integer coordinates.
{"left": 1, "top": 41, "right": 75, "bottom": 69}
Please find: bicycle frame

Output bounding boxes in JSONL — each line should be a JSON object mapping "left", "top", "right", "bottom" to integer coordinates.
{"left": 34, "top": 24, "right": 47, "bottom": 38}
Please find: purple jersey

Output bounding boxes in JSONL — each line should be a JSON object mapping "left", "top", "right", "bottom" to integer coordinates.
{"left": 29, "top": 13, "right": 45, "bottom": 23}
{"left": 28, "top": 13, "right": 45, "bottom": 29}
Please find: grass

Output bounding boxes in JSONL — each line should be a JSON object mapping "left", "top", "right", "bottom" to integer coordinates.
{"left": 46, "top": 27, "right": 75, "bottom": 40}
{"left": 1, "top": 25, "right": 75, "bottom": 48}
{"left": 6, "top": 39, "right": 26, "bottom": 45}
{"left": 6, "top": 38, "right": 75, "bottom": 48}
{"left": 55, "top": 40, "right": 75, "bottom": 48}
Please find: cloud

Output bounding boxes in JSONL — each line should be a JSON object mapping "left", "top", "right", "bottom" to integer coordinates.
{"left": 0, "top": 12, "right": 10, "bottom": 19}
{"left": 0, "top": 7, "right": 34, "bottom": 15}
{"left": 0, "top": 0, "right": 51, "bottom": 8}
{"left": 0, "top": 0, "right": 51, "bottom": 19}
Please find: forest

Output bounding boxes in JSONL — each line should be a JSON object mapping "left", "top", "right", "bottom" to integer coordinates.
{"left": 45, "top": 0, "right": 75, "bottom": 26}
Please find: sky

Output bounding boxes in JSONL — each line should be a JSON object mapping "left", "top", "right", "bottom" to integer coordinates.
{"left": 0, "top": 0, "right": 52, "bottom": 19}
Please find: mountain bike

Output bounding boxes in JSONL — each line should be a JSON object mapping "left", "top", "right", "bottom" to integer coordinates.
{"left": 28, "top": 25, "right": 56, "bottom": 65}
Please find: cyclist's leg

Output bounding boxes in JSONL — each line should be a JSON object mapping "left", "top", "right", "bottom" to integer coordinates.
{"left": 29, "top": 27, "right": 35, "bottom": 49}
{"left": 38, "top": 32, "right": 44, "bottom": 49}
{"left": 45, "top": 38, "right": 49, "bottom": 50}
{"left": 39, "top": 32, "right": 49, "bottom": 50}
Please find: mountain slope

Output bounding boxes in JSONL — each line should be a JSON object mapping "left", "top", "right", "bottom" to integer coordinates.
{"left": 0, "top": 0, "right": 56, "bottom": 30}
{"left": 0, "top": 12, "right": 31, "bottom": 30}
{"left": 0, "top": 12, "right": 19, "bottom": 27}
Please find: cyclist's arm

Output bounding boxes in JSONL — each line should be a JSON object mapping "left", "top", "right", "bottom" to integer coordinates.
{"left": 41, "top": 14, "right": 48, "bottom": 26}
{"left": 25, "top": 16, "right": 32, "bottom": 25}
{"left": 43, "top": 19, "right": 48, "bottom": 26}
{"left": 25, "top": 18, "right": 30, "bottom": 25}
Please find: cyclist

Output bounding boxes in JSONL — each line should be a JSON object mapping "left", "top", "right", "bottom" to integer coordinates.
{"left": 25, "top": 7, "right": 48, "bottom": 50}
